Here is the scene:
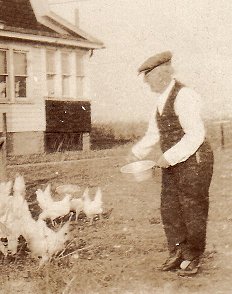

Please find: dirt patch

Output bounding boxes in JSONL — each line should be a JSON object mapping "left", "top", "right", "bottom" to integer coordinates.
{"left": 0, "top": 148, "right": 232, "bottom": 293}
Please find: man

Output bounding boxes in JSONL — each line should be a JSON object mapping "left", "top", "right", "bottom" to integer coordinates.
{"left": 130, "top": 51, "right": 214, "bottom": 276}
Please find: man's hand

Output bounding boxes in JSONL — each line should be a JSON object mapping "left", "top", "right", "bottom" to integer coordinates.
{"left": 157, "top": 155, "right": 170, "bottom": 168}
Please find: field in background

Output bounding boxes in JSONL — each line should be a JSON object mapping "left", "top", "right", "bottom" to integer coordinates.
{"left": 90, "top": 121, "right": 146, "bottom": 150}
{"left": 91, "top": 119, "right": 232, "bottom": 151}
{"left": 206, "top": 120, "right": 232, "bottom": 150}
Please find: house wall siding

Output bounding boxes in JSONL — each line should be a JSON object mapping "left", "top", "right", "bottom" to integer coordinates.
{"left": 0, "top": 41, "right": 89, "bottom": 133}
{"left": 0, "top": 43, "right": 46, "bottom": 133}
{"left": 0, "top": 40, "right": 89, "bottom": 155}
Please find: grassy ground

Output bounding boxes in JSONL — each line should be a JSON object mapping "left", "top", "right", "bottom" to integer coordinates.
{"left": 0, "top": 144, "right": 232, "bottom": 293}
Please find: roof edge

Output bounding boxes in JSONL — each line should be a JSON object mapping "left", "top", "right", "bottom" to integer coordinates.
{"left": 30, "top": 0, "right": 50, "bottom": 19}
{"left": 0, "top": 30, "right": 105, "bottom": 49}
{"left": 29, "top": 0, "right": 104, "bottom": 46}
{"left": 47, "top": 11, "right": 103, "bottom": 45}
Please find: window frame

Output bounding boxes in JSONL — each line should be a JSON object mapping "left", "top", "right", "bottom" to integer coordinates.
{"left": 75, "top": 50, "right": 85, "bottom": 98}
{"left": 0, "top": 45, "right": 31, "bottom": 104}
{"left": 13, "top": 49, "right": 28, "bottom": 101}
{"left": 46, "top": 49, "right": 57, "bottom": 98}
{"left": 61, "top": 51, "right": 71, "bottom": 98}
{"left": 0, "top": 48, "right": 9, "bottom": 102}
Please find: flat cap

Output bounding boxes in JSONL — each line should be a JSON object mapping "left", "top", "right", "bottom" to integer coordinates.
{"left": 138, "top": 51, "right": 172, "bottom": 75}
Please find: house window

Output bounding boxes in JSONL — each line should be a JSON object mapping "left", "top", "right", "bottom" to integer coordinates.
{"left": 76, "top": 52, "right": 84, "bottom": 98}
{"left": 46, "top": 50, "right": 56, "bottom": 97}
{"left": 0, "top": 50, "right": 8, "bottom": 99}
{"left": 0, "top": 47, "right": 30, "bottom": 103}
{"left": 61, "top": 52, "right": 70, "bottom": 97}
{"left": 13, "top": 51, "right": 27, "bottom": 98}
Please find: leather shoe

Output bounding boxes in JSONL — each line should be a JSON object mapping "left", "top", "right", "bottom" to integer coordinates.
{"left": 178, "top": 258, "right": 200, "bottom": 276}
{"left": 161, "top": 248, "right": 182, "bottom": 271}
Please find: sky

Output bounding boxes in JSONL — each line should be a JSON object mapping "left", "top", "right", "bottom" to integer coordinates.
{"left": 49, "top": 0, "right": 232, "bottom": 123}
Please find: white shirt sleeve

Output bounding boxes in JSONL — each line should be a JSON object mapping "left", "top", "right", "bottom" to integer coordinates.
{"left": 163, "top": 87, "right": 205, "bottom": 166}
{"left": 132, "top": 111, "right": 160, "bottom": 160}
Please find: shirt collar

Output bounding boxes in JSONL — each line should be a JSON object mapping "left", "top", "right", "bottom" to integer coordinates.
{"left": 158, "top": 79, "right": 175, "bottom": 113}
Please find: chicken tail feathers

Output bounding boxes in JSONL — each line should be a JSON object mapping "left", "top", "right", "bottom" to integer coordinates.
{"left": 95, "top": 187, "right": 102, "bottom": 204}
{"left": 13, "top": 174, "right": 26, "bottom": 197}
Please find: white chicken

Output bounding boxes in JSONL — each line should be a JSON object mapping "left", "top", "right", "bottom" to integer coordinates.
{"left": 11, "top": 174, "right": 31, "bottom": 220}
{"left": 1, "top": 174, "right": 32, "bottom": 254}
{"left": 0, "top": 221, "right": 11, "bottom": 256}
{"left": 55, "top": 184, "right": 80, "bottom": 196}
{"left": 0, "top": 180, "right": 12, "bottom": 197}
{"left": 70, "top": 198, "right": 84, "bottom": 221}
{"left": 1, "top": 175, "right": 36, "bottom": 254}
{"left": 36, "top": 184, "right": 54, "bottom": 211}
{"left": 38, "top": 194, "right": 71, "bottom": 225}
{"left": 24, "top": 218, "right": 70, "bottom": 265}
{"left": 13, "top": 174, "right": 26, "bottom": 198}
{"left": 82, "top": 187, "right": 103, "bottom": 224}
{"left": 0, "top": 175, "right": 72, "bottom": 261}
{"left": 0, "top": 180, "right": 12, "bottom": 218}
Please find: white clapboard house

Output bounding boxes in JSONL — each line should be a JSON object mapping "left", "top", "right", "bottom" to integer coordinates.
{"left": 0, "top": 0, "right": 104, "bottom": 155}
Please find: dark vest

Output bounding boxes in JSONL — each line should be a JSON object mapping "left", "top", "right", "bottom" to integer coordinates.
{"left": 156, "top": 81, "right": 185, "bottom": 153}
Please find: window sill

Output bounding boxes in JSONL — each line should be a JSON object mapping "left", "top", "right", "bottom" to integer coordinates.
{"left": 0, "top": 99, "right": 9, "bottom": 104}
{"left": 45, "top": 96, "right": 91, "bottom": 102}
{"left": 0, "top": 100, "right": 34, "bottom": 105}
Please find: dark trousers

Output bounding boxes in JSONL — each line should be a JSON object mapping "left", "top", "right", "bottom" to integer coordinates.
{"left": 160, "top": 142, "right": 214, "bottom": 260}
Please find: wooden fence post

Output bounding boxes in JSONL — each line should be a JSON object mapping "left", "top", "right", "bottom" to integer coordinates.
{"left": 220, "top": 123, "right": 225, "bottom": 149}
{"left": 0, "top": 113, "right": 7, "bottom": 182}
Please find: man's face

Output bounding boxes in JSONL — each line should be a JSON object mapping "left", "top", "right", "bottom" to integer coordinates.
{"left": 143, "top": 63, "right": 174, "bottom": 93}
